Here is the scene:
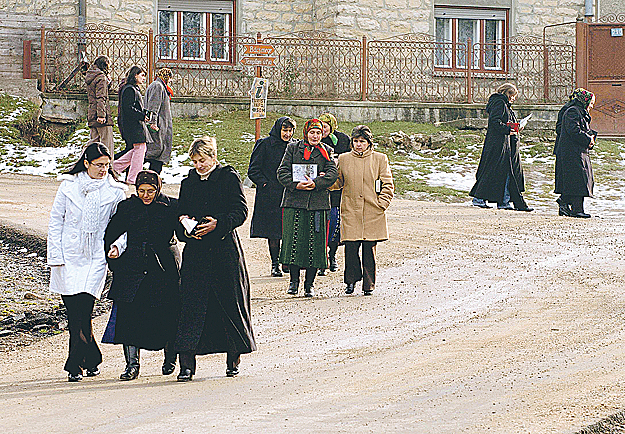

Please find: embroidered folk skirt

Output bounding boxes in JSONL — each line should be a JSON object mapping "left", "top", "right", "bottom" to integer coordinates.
{"left": 279, "top": 208, "right": 328, "bottom": 269}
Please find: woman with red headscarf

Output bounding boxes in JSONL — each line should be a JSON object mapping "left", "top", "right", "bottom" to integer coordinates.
{"left": 277, "top": 119, "right": 338, "bottom": 297}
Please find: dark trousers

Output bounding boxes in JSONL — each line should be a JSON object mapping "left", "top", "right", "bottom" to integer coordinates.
{"left": 289, "top": 265, "right": 316, "bottom": 287}
{"left": 61, "top": 293, "right": 102, "bottom": 375}
{"left": 560, "top": 194, "right": 585, "bottom": 213}
{"left": 179, "top": 351, "right": 196, "bottom": 374}
{"left": 344, "top": 241, "right": 377, "bottom": 291}
{"left": 268, "top": 239, "right": 281, "bottom": 266}
{"left": 146, "top": 159, "right": 163, "bottom": 174}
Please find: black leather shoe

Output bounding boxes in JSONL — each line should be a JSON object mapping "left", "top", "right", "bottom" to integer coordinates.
{"left": 363, "top": 289, "right": 374, "bottom": 296}
{"left": 271, "top": 264, "right": 283, "bottom": 277}
{"left": 556, "top": 198, "right": 571, "bottom": 216}
{"left": 119, "top": 366, "right": 139, "bottom": 381}
{"left": 226, "top": 354, "right": 240, "bottom": 377}
{"left": 329, "top": 257, "right": 338, "bottom": 272}
{"left": 317, "top": 268, "right": 328, "bottom": 276}
{"left": 304, "top": 284, "right": 315, "bottom": 297}
{"left": 514, "top": 205, "right": 534, "bottom": 212}
{"left": 571, "top": 211, "right": 591, "bottom": 218}
{"left": 345, "top": 283, "right": 355, "bottom": 294}
{"left": 68, "top": 372, "right": 83, "bottom": 382}
{"left": 85, "top": 367, "right": 100, "bottom": 377}
{"left": 162, "top": 362, "right": 176, "bottom": 376}
{"left": 287, "top": 281, "right": 299, "bottom": 295}
{"left": 177, "top": 368, "right": 193, "bottom": 382}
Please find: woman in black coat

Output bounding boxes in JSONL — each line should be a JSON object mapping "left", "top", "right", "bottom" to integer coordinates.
{"left": 469, "top": 83, "right": 533, "bottom": 212}
{"left": 103, "top": 170, "right": 181, "bottom": 380}
{"left": 113, "top": 65, "right": 149, "bottom": 185}
{"left": 174, "top": 137, "right": 256, "bottom": 382}
{"left": 318, "top": 113, "right": 351, "bottom": 275}
{"left": 277, "top": 119, "right": 338, "bottom": 297}
{"left": 248, "top": 116, "right": 296, "bottom": 277}
{"left": 554, "top": 88, "right": 597, "bottom": 218}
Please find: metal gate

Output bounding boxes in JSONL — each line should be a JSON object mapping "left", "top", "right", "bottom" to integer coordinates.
{"left": 576, "top": 15, "right": 625, "bottom": 136}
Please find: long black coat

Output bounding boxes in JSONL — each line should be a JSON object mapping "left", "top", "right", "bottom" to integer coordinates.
{"left": 174, "top": 165, "right": 256, "bottom": 356}
{"left": 277, "top": 140, "right": 338, "bottom": 210}
{"left": 118, "top": 83, "right": 147, "bottom": 148}
{"left": 554, "top": 100, "right": 596, "bottom": 197}
{"left": 248, "top": 117, "right": 291, "bottom": 239}
{"left": 470, "top": 93, "right": 525, "bottom": 203}
{"left": 103, "top": 194, "right": 181, "bottom": 349}
{"left": 323, "top": 130, "right": 351, "bottom": 208}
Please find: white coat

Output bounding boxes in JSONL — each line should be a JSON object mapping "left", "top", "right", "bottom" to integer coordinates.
{"left": 47, "top": 173, "right": 126, "bottom": 299}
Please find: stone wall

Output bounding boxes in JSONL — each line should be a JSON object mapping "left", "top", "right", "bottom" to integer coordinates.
{"left": 240, "top": 0, "right": 314, "bottom": 34}
{"left": 86, "top": 0, "right": 155, "bottom": 33}
{"left": 599, "top": 0, "right": 625, "bottom": 19}
{"left": 0, "top": 0, "right": 77, "bottom": 27}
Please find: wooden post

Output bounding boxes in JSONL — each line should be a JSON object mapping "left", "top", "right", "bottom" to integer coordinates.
{"left": 466, "top": 39, "right": 473, "bottom": 104}
{"left": 23, "top": 40, "right": 32, "bottom": 79}
{"left": 361, "top": 35, "right": 368, "bottom": 101}
{"left": 148, "top": 29, "right": 154, "bottom": 83}
{"left": 40, "top": 26, "right": 46, "bottom": 92}
{"left": 543, "top": 42, "right": 549, "bottom": 102}
{"left": 575, "top": 21, "right": 588, "bottom": 89}
{"left": 255, "top": 32, "right": 262, "bottom": 142}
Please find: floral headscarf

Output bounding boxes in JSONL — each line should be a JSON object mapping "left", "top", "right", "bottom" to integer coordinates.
{"left": 570, "top": 88, "right": 595, "bottom": 109}
{"left": 302, "top": 119, "right": 330, "bottom": 161}
{"left": 156, "top": 68, "right": 174, "bottom": 97}
{"left": 319, "top": 113, "right": 338, "bottom": 146}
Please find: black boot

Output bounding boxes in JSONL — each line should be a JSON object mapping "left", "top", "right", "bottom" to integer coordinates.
{"left": 120, "top": 345, "right": 140, "bottom": 381}
{"left": 287, "top": 265, "right": 300, "bottom": 294}
{"left": 226, "top": 352, "right": 240, "bottom": 377}
{"left": 328, "top": 244, "right": 338, "bottom": 272}
{"left": 304, "top": 268, "right": 316, "bottom": 297}
{"left": 162, "top": 342, "right": 177, "bottom": 376}
{"left": 556, "top": 197, "right": 571, "bottom": 216}
{"left": 271, "top": 263, "right": 283, "bottom": 277}
{"left": 345, "top": 283, "right": 355, "bottom": 294}
{"left": 269, "top": 240, "right": 282, "bottom": 277}
{"left": 513, "top": 197, "right": 534, "bottom": 212}
{"left": 570, "top": 197, "right": 591, "bottom": 218}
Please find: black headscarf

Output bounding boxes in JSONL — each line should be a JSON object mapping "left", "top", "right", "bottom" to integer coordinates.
{"left": 269, "top": 117, "right": 296, "bottom": 145}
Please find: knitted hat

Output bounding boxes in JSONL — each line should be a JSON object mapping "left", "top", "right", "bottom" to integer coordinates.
{"left": 135, "top": 170, "right": 162, "bottom": 196}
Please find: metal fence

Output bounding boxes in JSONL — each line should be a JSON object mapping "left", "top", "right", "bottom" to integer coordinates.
{"left": 41, "top": 24, "right": 149, "bottom": 93}
{"left": 41, "top": 28, "right": 575, "bottom": 104}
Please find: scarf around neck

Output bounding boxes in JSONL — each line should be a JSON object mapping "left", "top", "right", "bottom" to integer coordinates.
{"left": 77, "top": 171, "right": 106, "bottom": 259}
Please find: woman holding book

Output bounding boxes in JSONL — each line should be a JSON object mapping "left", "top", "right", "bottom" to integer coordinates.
{"left": 333, "top": 125, "right": 394, "bottom": 295}
{"left": 469, "top": 83, "right": 533, "bottom": 212}
{"left": 277, "top": 119, "right": 338, "bottom": 297}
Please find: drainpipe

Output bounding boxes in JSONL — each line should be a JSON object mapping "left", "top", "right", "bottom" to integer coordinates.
{"left": 584, "top": 0, "right": 594, "bottom": 22}
{"left": 78, "top": 0, "right": 87, "bottom": 61}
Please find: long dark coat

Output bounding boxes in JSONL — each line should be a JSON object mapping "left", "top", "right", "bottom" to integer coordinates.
{"left": 145, "top": 78, "right": 173, "bottom": 164}
{"left": 118, "top": 83, "right": 147, "bottom": 149}
{"left": 554, "top": 100, "right": 596, "bottom": 197}
{"left": 277, "top": 140, "right": 338, "bottom": 210}
{"left": 103, "top": 194, "right": 181, "bottom": 350}
{"left": 470, "top": 93, "right": 525, "bottom": 204}
{"left": 248, "top": 117, "right": 291, "bottom": 239}
{"left": 323, "top": 130, "right": 351, "bottom": 208}
{"left": 174, "top": 165, "right": 256, "bottom": 356}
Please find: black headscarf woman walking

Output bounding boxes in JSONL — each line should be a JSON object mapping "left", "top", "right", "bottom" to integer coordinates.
{"left": 469, "top": 83, "right": 533, "bottom": 212}
{"left": 248, "top": 116, "right": 296, "bottom": 277}
{"left": 554, "top": 88, "right": 597, "bottom": 218}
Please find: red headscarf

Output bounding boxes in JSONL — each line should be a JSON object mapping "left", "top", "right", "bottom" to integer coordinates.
{"left": 303, "top": 119, "right": 330, "bottom": 161}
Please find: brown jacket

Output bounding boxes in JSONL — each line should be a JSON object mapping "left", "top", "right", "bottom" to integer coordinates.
{"left": 85, "top": 66, "right": 112, "bottom": 127}
{"left": 334, "top": 147, "right": 394, "bottom": 242}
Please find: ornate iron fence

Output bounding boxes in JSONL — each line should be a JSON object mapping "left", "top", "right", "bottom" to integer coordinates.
{"left": 153, "top": 34, "right": 257, "bottom": 98}
{"left": 41, "top": 28, "right": 575, "bottom": 105}
{"left": 41, "top": 24, "right": 148, "bottom": 93}
{"left": 261, "top": 31, "right": 362, "bottom": 100}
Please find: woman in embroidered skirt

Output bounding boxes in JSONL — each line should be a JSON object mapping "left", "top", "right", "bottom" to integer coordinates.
{"left": 277, "top": 119, "right": 338, "bottom": 297}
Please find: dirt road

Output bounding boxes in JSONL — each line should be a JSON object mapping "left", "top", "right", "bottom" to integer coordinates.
{"left": 0, "top": 173, "right": 624, "bottom": 433}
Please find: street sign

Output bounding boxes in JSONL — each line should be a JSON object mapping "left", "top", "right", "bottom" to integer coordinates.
{"left": 243, "top": 44, "right": 275, "bottom": 56}
{"left": 240, "top": 56, "right": 277, "bottom": 67}
{"left": 249, "top": 77, "right": 269, "bottom": 120}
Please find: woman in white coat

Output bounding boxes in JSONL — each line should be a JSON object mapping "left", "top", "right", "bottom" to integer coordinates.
{"left": 47, "top": 143, "right": 127, "bottom": 382}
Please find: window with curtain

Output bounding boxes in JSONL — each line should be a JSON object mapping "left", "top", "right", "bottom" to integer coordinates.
{"left": 434, "top": 7, "right": 507, "bottom": 72}
{"left": 157, "top": 1, "right": 234, "bottom": 63}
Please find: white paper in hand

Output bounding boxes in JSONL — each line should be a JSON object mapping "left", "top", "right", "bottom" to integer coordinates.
{"left": 519, "top": 114, "right": 532, "bottom": 129}
{"left": 181, "top": 217, "right": 198, "bottom": 234}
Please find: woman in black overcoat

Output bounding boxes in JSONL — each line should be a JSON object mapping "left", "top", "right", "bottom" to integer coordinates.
{"left": 554, "top": 88, "right": 597, "bottom": 218}
{"left": 469, "top": 83, "right": 532, "bottom": 212}
{"left": 174, "top": 137, "right": 256, "bottom": 382}
{"left": 248, "top": 116, "right": 296, "bottom": 277}
{"left": 103, "top": 170, "right": 181, "bottom": 381}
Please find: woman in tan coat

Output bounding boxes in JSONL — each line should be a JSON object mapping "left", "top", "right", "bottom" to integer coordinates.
{"left": 334, "top": 125, "right": 394, "bottom": 295}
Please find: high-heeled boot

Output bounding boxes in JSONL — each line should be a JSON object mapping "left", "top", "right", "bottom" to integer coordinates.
{"left": 120, "top": 345, "right": 140, "bottom": 381}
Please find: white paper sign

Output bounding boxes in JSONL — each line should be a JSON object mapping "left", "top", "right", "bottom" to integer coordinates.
{"left": 249, "top": 77, "right": 269, "bottom": 120}
{"left": 292, "top": 164, "right": 318, "bottom": 182}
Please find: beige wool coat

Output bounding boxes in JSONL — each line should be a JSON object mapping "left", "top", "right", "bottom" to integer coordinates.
{"left": 334, "top": 147, "right": 394, "bottom": 242}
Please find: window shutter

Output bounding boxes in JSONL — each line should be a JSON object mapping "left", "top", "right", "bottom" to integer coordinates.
{"left": 158, "top": 0, "right": 234, "bottom": 14}
{"left": 434, "top": 7, "right": 506, "bottom": 20}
